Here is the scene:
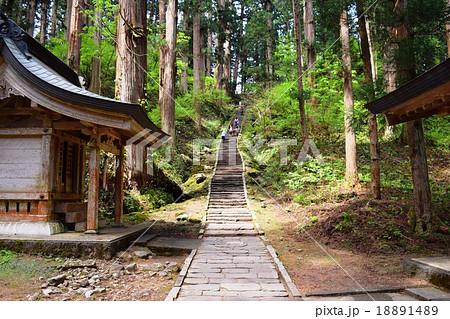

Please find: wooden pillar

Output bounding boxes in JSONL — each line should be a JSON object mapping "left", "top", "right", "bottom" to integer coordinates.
{"left": 85, "top": 135, "right": 100, "bottom": 234}
{"left": 114, "top": 146, "right": 125, "bottom": 226}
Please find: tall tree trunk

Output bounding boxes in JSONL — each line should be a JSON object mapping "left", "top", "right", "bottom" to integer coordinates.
{"left": 292, "top": 0, "right": 307, "bottom": 143}
{"left": 39, "top": 1, "right": 49, "bottom": 44}
{"left": 161, "top": 0, "right": 177, "bottom": 142}
{"left": 193, "top": 0, "right": 203, "bottom": 131}
{"left": 159, "top": 0, "right": 166, "bottom": 118}
{"left": 394, "top": 0, "right": 434, "bottom": 233}
{"left": 366, "top": 16, "right": 377, "bottom": 84}
{"left": 26, "top": 0, "right": 37, "bottom": 36}
{"left": 89, "top": 0, "right": 102, "bottom": 94}
{"left": 214, "top": 0, "right": 225, "bottom": 90}
{"left": 265, "top": 0, "right": 274, "bottom": 87}
{"left": 223, "top": 1, "right": 232, "bottom": 92}
{"left": 50, "top": 0, "right": 58, "bottom": 38}
{"left": 446, "top": 0, "right": 450, "bottom": 56}
{"left": 180, "top": 2, "right": 189, "bottom": 94}
{"left": 303, "top": 0, "right": 316, "bottom": 108}
{"left": 65, "top": 0, "right": 73, "bottom": 41}
{"left": 68, "top": 0, "right": 87, "bottom": 73}
{"left": 356, "top": 0, "right": 380, "bottom": 199}
{"left": 233, "top": 4, "right": 244, "bottom": 88}
{"left": 303, "top": 0, "right": 316, "bottom": 72}
{"left": 340, "top": 8, "right": 358, "bottom": 187}
{"left": 199, "top": 26, "right": 206, "bottom": 89}
{"left": 382, "top": 39, "right": 396, "bottom": 139}
{"left": 115, "top": 0, "right": 147, "bottom": 102}
{"left": 206, "top": 14, "right": 213, "bottom": 77}
{"left": 116, "top": 0, "right": 148, "bottom": 186}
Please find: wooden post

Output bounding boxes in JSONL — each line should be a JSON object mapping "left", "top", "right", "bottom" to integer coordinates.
{"left": 114, "top": 146, "right": 125, "bottom": 226}
{"left": 85, "top": 135, "right": 100, "bottom": 234}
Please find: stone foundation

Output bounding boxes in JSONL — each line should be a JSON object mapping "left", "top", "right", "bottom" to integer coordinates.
{"left": 0, "top": 221, "right": 65, "bottom": 235}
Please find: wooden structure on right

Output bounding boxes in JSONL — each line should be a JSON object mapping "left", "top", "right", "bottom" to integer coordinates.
{"left": 366, "top": 59, "right": 450, "bottom": 125}
{"left": 366, "top": 58, "right": 450, "bottom": 232}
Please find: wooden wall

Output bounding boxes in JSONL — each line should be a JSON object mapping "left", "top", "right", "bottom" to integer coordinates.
{"left": 0, "top": 136, "right": 43, "bottom": 192}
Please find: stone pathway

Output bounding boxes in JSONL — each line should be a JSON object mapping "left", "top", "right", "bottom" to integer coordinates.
{"left": 170, "top": 112, "right": 295, "bottom": 301}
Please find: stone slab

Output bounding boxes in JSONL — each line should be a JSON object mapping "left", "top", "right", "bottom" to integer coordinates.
{"left": 406, "top": 287, "right": 450, "bottom": 301}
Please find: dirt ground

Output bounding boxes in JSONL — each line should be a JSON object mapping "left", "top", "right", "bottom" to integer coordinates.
{"left": 0, "top": 197, "right": 207, "bottom": 301}
{"left": 247, "top": 191, "right": 447, "bottom": 296}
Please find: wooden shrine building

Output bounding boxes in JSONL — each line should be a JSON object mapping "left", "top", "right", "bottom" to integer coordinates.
{"left": 0, "top": 14, "right": 168, "bottom": 235}
{"left": 366, "top": 58, "right": 449, "bottom": 232}
{"left": 366, "top": 59, "right": 450, "bottom": 124}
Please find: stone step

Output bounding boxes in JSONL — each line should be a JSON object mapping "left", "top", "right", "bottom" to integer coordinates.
{"left": 405, "top": 287, "right": 450, "bottom": 301}
{"left": 404, "top": 257, "right": 450, "bottom": 289}
{"left": 206, "top": 222, "right": 255, "bottom": 230}
{"left": 204, "top": 229, "right": 259, "bottom": 236}
{"left": 207, "top": 217, "right": 253, "bottom": 222}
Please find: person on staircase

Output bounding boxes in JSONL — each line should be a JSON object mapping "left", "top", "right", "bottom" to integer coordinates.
{"left": 221, "top": 127, "right": 227, "bottom": 141}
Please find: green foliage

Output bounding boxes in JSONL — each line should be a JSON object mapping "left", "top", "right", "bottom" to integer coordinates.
{"left": 124, "top": 188, "right": 174, "bottom": 214}
{"left": 0, "top": 250, "right": 15, "bottom": 265}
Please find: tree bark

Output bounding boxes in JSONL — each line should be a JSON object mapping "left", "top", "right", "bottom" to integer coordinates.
{"left": 67, "top": 0, "right": 86, "bottom": 73}
{"left": 394, "top": 0, "right": 434, "bottom": 232}
{"left": 265, "top": 0, "right": 274, "bottom": 87}
{"left": 89, "top": 1, "right": 102, "bottom": 94}
{"left": 39, "top": 1, "right": 49, "bottom": 44}
{"left": 161, "top": 0, "right": 178, "bottom": 142}
{"left": 214, "top": 0, "right": 225, "bottom": 90}
{"left": 159, "top": 0, "right": 166, "bottom": 118}
{"left": 223, "top": 0, "right": 232, "bottom": 91}
{"left": 446, "top": 0, "right": 450, "bottom": 56}
{"left": 50, "top": 0, "right": 58, "bottom": 38}
{"left": 340, "top": 8, "right": 358, "bottom": 187}
{"left": 382, "top": 39, "right": 396, "bottom": 139}
{"left": 65, "top": 0, "right": 73, "bottom": 41}
{"left": 303, "top": 0, "right": 316, "bottom": 109}
{"left": 26, "top": 0, "right": 37, "bottom": 36}
{"left": 206, "top": 13, "right": 213, "bottom": 77}
{"left": 193, "top": 0, "right": 203, "bottom": 131}
{"left": 180, "top": 2, "right": 189, "bottom": 94}
{"left": 292, "top": 0, "right": 307, "bottom": 143}
{"left": 233, "top": 5, "right": 244, "bottom": 89}
{"left": 356, "top": 0, "right": 380, "bottom": 199}
{"left": 115, "top": 0, "right": 147, "bottom": 103}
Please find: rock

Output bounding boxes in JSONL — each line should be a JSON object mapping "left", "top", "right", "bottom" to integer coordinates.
{"left": 85, "top": 290, "right": 96, "bottom": 298}
{"left": 203, "top": 147, "right": 212, "bottom": 154}
{"left": 149, "top": 263, "right": 165, "bottom": 272}
{"left": 125, "top": 263, "right": 138, "bottom": 272}
{"left": 42, "top": 288, "right": 53, "bottom": 296}
{"left": 167, "top": 262, "right": 180, "bottom": 273}
{"left": 158, "top": 270, "right": 168, "bottom": 277}
{"left": 117, "top": 251, "right": 133, "bottom": 261}
{"left": 85, "top": 286, "right": 107, "bottom": 298}
{"left": 79, "top": 278, "right": 89, "bottom": 287}
{"left": 41, "top": 283, "right": 48, "bottom": 289}
{"left": 176, "top": 213, "right": 189, "bottom": 221}
{"left": 27, "top": 293, "right": 39, "bottom": 301}
{"left": 61, "top": 259, "right": 96, "bottom": 270}
{"left": 42, "top": 287, "right": 63, "bottom": 296}
{"left": 71, "top": 282, "right": 81, "bottom": 290}
{"left": 133, "top": 250, "right": 151, "bottom": 259}
{"left": 48, "top": 274, "right": 66, "bottom": 286}
{"left": 91, "top": 274, "right": 100, "bottom": 281}
{"left": 112, "top": 273, "right": 121, "bottom": 279}
{"left": 195, "top": 173, "right": 207, "bottom": 183}
{"left": 204, "top": 165, "right": 212, "bottom": 170}
{"left": 109, "top": 264, "right": 124, "bottom": 274}
{"left": 261, "top": 201, "right": 266, "bottom": 208}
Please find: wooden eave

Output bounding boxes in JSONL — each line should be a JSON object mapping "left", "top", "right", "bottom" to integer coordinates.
{"left": 0, "top": 33, "right": 168, "bottom": 143}
{"left": 365, "top": 59, "right": 450, "bottom": 125}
